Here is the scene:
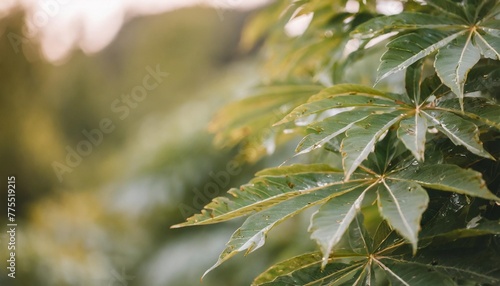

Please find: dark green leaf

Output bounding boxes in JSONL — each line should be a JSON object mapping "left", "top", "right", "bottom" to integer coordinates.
{"left": 422, "top": 110, "right": 493, "bottom": 159}
{"left": 375, "top": 258, "right": 456, "bottom": 286}
{"left": 437, "top": 98, "right": 500, "bottom": 129}
{"left": 425, "top": 0, "right": 468, "bottom": 21}
{"left": 403, "top": 248, "right": 500, "bottom": 284}
{"left": 405, "top": 60, "right": 423, "bottom": 104}
{"left": 377, "top": 180, "right": 429, "bottom": 253}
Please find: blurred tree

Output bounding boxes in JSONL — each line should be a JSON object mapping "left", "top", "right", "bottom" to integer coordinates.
{"left": 0, "top": 5, "right": 303, "bottom": 286}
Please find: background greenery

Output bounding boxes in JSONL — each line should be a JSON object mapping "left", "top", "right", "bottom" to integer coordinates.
{"left": 0, "top": 5, "right": 301, "bottom": 286}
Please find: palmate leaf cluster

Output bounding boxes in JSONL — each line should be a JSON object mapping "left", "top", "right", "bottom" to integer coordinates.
{"left": 173, "top": 0, "right": 500, "bottom": 285}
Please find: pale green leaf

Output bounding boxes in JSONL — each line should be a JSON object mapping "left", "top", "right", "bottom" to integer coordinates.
{"left": 397, "top": 113, "right": 428, "bottom": 161}
{"left": 422, "top": 110, "right": 493, "bottom": 159}
{"left": 435, "top": 33, "right": 481, "bottom": 109}
{"left": 377, "top": 180, "right": 429, "bottom": 253}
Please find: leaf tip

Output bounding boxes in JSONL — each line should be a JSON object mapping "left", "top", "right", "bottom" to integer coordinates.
{"left": 459, "top": 97, "right": 464, "bottom": 113}
{"left": 272, "top": 120, "right": 284, "bottom": 127}
{"left": 170, "top": 223, "right": 185, "bottom": 229}
{"left": 411, "top": 240, "right": 418, "bottom": 256}
{"left": 202, "top": 263, "right": 219, "bottom": 281}
{"left": 320, "top": 254, "right": 329, "bottom": 270}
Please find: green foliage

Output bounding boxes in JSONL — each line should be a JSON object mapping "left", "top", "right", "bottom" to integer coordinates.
{"left": 173, "top": 0, "right": 500, "bottom": 284}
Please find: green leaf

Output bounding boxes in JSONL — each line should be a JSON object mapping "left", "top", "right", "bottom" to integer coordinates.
{"left": 371, "top": 220, "right": 399, "bottom": 253}
{"left": 208, "top": 83, "right": 323, "bottom": 162}
{"left": 309, "top": 186, "right": 371, "bottom": 267}
{"left": 202, "top": 187, "right": 344, "bottom": 278}
{"left": 171, "top": 164, "right": 351, "bottom": 227}
{"left": 351, "top": 13, "right": 457, "bottom": 39}
{"left": 210, "top": 84, "right": 322, "bottom": 139}
{"left": 420, "top": 72, "right": 451, "bottom": 99}
{"left": 296, "top": 109, "right": 376, "bottom": 155}
{"left": 466, "top": 0, "right": 498, "bottom": 22}
{"left": 377, "top": 30, "right": 463, "bottom": 83}
{"left": 474, "top": 31, "right": 500, "bottom": 60}
{"left": 480, "top": 19, "right": 500, "bottom": 37}
{"left": 391, "top": 164, "right": 500, "bottom": 200}
{"left": 252, "top": 252, "right": 365, "bottom": 286}
{"left": 239, "top": 1, "right": 292, "bottom": 50}
{"left": 465, "top": 64, "right": 500, "bottom": 94}
{"left": 403, "top": 248, "right": 500, "bottom": 284}
{"left": 377, "top": 180, "right": 429, "bottom": 253}
{"left": 364, "top": 130, "right": 408, "bottom": 175}
{"left": 375, "top": 259, "right": 456, "bottom": 286}
{"left": 170, "top": 2, "right": 500, "bottom": 284}
{"left": 425, "top": 0, "right": 467, "bottom": 20}
{"left": 435, "top": 33, "right": 482, "bottom": 110}
{"left": 424, "top": 0, "right": 468, "bottom": 21}
{"left": 437, "top": 98, "right": 500, "bottom": 129}
{"left": 424, "top": 219, "right": 500, "bottom": 241}
{"left": 275, "top": 84, "right": 397, "bottom": 125}
{"left": 341, "top": 112, "right": 406, "bottom": 180}
{"left": 422, "top": 110, "right": 493, "bottom": 159}
{"left": 405, "top": 60, "right": 423, "bottom": 104}
{"left": 397, "top": 113, "right": 428, "bottom": 161}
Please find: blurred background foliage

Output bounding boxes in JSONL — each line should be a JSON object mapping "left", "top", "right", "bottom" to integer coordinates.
{"left": 0, "top": 4, "right": 316, "bottom": 285}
